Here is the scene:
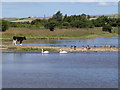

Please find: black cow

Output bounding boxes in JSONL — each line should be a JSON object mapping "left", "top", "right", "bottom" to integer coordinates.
{"left": 13, "top": 36, "right": 26, "bottom": 45}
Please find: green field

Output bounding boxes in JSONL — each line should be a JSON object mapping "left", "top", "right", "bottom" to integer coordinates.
{"left": 2, "top": 18, "right": 34, "bottom": 22}
{"left": 1, "top": 27, "right": 118, "bottom": 41}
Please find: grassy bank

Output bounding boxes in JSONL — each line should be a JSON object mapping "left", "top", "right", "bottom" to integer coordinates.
{"left": 1, "top": 27, "right": 118, "bottom": 41}
{"left": 1, "top": 45, "right": 59, "bottom": 52}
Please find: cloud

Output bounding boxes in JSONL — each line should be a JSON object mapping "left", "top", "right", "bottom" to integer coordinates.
{"left": 98, "top": 2, "right": 108, "bottom": 6}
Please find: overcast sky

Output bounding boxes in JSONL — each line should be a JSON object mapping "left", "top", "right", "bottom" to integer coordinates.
{"left": 1, "top": 1, "right": 118, "bottom": 18}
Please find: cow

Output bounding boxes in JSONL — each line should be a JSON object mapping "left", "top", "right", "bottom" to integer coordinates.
{"left": 13, "top": 36, "right": 26, "bottom": 45}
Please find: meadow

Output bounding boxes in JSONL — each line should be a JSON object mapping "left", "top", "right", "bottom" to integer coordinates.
{"left": 1, "top": 27, "right": 118, "bottom": 41}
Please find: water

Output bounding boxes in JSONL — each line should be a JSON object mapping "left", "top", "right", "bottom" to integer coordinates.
{"left": 2, "top": 52, "right": 118, "bottom": 88}
{"left": 3, "top": 36, "right": 119, "bottom": 48}
{"left": 24, "top": 36, "right": 119, "bottom": 47}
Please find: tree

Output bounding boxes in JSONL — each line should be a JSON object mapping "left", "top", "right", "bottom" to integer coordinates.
{"left": 63, "top": 14, "right": 68, "bottom": 22}
{"left": 70, "top": 20, "right": 82, "bottom": 28}
{"left": 61, "top": 22, "right": 70, "bottom": 29}
{"left": 31, "top": 19, "right": 42, "bottom": 25}
{"left": 102, "top": 24, "right": 112, "bottom": 33}
{"left": 94, "top": 16, "right": 109, "bottom": 27}
{"left": 52, "top": 11, "right": 63, "bottom": 22}
{"left": 117, "top": 18, "right": 120, "bottom": 27}
{"left": 44, "top": 21, "right": 56, "bottom": 31}
{"left": 0, "top": 20, "right": 9, "bottom": 32}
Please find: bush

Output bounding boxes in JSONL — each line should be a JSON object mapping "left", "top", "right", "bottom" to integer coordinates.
{"left": 0, "top": 20, "right": 9, "bottom": 32}
{"left": 44, "top": 21, "right": 57, "bottom": 31}
{"left": 102, "top": 25, "right": 112, "bottom": 33}
{"left": 61, "top": 22, "right": 70, "bottom": 29}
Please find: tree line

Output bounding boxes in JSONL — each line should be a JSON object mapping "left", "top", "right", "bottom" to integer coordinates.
{"left": 1, "top": 11, "right": 119, "bottom": 32}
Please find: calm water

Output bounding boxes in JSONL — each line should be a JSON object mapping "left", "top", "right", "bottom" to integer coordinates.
{"left": 24, "top": 36, "right": 119, "bottom": 47}
{"left": 2, "top": 52, "right": 118, "bottom": 88}
{"left": 3, "top": 36, "right": 119, "bottom": 48}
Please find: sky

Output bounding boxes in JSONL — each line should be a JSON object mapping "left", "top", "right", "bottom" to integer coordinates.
{"left": 1, "top": 2, "right": 119, "bottom": 18}
{"left": 1, "top": 0, "right": 120, "bottom": 2}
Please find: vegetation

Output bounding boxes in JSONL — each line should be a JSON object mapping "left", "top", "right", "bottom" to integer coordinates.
{"left": 3, "top": 45, "right": 58, "bottom": 52}
{"left": 0, "top": 20, "right": 9, "bottom": 32}
{"left": 102, "top": 24, "right": 112, "bottom": 33}
{"left": 2, "top": 11, "right": 119, "bottom": 32}
{"left": 2, "top": 27, "right": 118, "bottom": 41}
{"left": 44, "top": 21, "right": 56, "bottom": 31}
{"left": 1, "top": 11, "right": 119, "bottom": 40}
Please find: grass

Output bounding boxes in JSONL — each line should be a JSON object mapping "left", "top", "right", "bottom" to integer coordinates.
{"left": 1, "top": 27, "right": 118, "bottom": 41}
{"left": 11, "top": 19, "right": 33, "bottom": 23}
{"left": 3, "top": 45, "right": 58, "bottom": 52}
{"left": 21, "top": 47, "right": 57, "bottom": 52}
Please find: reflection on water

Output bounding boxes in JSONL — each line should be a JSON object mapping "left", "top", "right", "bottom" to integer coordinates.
{"left": 2, "top": 52, "right": 118, "bottom": 88}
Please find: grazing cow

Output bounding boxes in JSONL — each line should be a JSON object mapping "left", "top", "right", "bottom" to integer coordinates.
{"left": 13, "top": 36, "right": 26, "bottom": 45}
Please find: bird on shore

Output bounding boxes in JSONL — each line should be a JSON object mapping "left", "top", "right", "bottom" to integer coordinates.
{"left": 41, "top": 49, "right": 49, "bottom": 54}
{"left": 59, "top": 49, "right": 68, "bottom": 54}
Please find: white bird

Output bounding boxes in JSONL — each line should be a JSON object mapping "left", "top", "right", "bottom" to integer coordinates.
{"left": 59, "top": 49, "right": 68, "bottom": 54}
{"left": 41, "top": 49, "right": 49, "bottom": 54}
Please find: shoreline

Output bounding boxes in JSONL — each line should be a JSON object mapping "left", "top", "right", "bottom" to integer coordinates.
{"left": 1, "top": 45, "right": 119, "bottom": 52}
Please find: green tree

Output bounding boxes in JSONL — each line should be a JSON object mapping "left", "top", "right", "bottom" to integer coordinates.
{"left": 70, "top": 20, "right": 82, "bottom": 28}
{"left": 93, "top": 16, "right": 109, "bottom": 27}
{"left": 117, "top": 18, "right": 120, "bottom": 27}
{"left": 0, "top": 20, "right": 9, "bottom": 32}
{"left": 31, "top": 19, "right": 42, "bottom": 25}
{"left": 52, "top": 11, "right": 63, "bottom": 22}
{"left": 61, "top": 22, "right": 70, "bottom": 29}
{"left": 44, "top": 21, "right": 57, "bottom": 31}
{"left": 102, "top": 24, "right": 112, "bottom": 33}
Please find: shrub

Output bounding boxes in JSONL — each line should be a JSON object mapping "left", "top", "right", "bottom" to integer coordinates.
{"left": 44, "top": 21, "right": 57, "bottom": 31}
{"left": 0, "top": 20, "right": 9, "bottom": 32}
{"left": 102, "top": 25, "right": 112, "bottom": 33}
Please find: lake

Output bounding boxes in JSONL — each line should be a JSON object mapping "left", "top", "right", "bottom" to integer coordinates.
{"left": 3, "top": 36, "right": 119, "bottom": 48}
{"left": 2, "top": 52, "right": 118, "bottom": 88}
{"left": 25, "top": 36, "right": 119, "bottom": 47}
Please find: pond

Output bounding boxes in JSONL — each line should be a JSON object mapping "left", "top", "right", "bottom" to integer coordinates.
{"left": 2, "top": 52, "right": 118, "bottom": 88}
{"left": 25, "top": 36, "right": 119, "bottom": 48}
{"left": 3, "top": 36, "right": 119, "bottom": 48}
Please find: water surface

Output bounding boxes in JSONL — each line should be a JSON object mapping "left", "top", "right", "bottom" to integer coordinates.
{"left": 2, "top": 52, "right": 118, "bottom": 88}
{"left": 3, "top": 36, "right": 119, "bottom": 48}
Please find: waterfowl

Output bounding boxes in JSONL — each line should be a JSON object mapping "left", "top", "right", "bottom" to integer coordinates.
{"left": 59, "top": 49, "right": 68, "bottom": 54}
{"left": 41, "top": 49, "right": 49, "bottom": 54}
